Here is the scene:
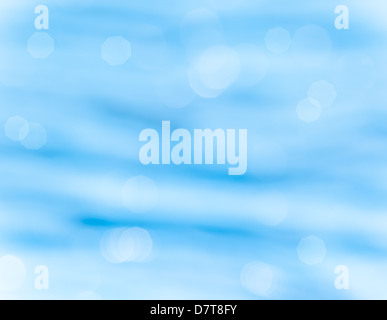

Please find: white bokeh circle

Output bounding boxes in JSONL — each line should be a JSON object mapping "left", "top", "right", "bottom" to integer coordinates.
{"left": 265, "top": 27, "right": 292, "bottom": 54}
{"left": 27, "top": 32, "right": 54, "bottom": 59}
{"left": 100, "top": 227, "right": 153, "bottom": 263}
{"left": 196, "top": 45, "right": 240, "bottom": 90}
{"left": 20, "top": 122, "right": 47, "bottom": 150}
{"left": 118, "top": 227, "right": 153, "bottom": 262}
{"left": 100, "top": 228, "right": 127, "bottom": 263}
{"left": 296, "top": 98, "right": 321, "bottom": 123}
{"left": 241, "top": 261, "right": 274, "bottom": 296}
{"left": 4, "top": 116, "right": 29, "bottom": 141}
{"left": 188, "top": 45, "right": 240, "bottom": 98}
{"left": 188, "top": 66, "right": 224, "bottom": 98}
{"left": 307, "top": 80, "right": 336, "bottom": 108}
{"left": 101, "top": 36, "right": 131, "bottom": 66}
{"left": 0, "top": 255, "right": 26, "bottom": 292}
{"left": 297, "top": 236, "right": 327, "bottom": 266}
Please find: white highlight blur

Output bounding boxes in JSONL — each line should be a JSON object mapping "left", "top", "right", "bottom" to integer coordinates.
{"left": 0, "top": 255, "right": 26, "bottom": 292}
{"left": 100, "top": 227, "right": 153, "bottom": 263}
{"left": 296, "top": 98, "right": 321, "bottom": 123}
{"left": 196, "top": 46, "right": 240, "bottom": 90}
{"left": 188, "top": 65, "right": 224, "bottom": 98}
{"left": 296, "top": 236, "right": 327, "bottom": 266}
{"left": 188, "top": 45, "right": 240, "bottom": 97}
{"left": 101, "top": 36, "right": 131, "bottom": 66}
{"left": 20, "top": 122, "right": 47, "bottom": 150}
{"left": 265, "top": 27, "right": 292, "bottom": 54}
{"left": 27, "top": 32, "right": 54, "bottom": 59}
{"left": 241, "top": 261, "right": 274, "bottom": 296}
{"left": 4, "top": 116, "right": 29, "bottom": 142}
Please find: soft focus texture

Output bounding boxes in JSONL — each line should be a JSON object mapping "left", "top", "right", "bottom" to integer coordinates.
{"left": 0, "top": 0, "right": 387, "bottom": 299}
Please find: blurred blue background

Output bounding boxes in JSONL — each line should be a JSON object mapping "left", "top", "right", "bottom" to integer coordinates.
{"left": 0, "top": 0, "right": 387, "bottom": 299}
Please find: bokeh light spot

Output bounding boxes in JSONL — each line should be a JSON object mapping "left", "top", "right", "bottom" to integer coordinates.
{"left": 4, "top": 116, "right": 29, "bottom": 141}
{"left": 296, "top": 98, "right": 321, "bottom": 123}
{"left": 0, "top": 255, "right": 26, "bottom": 292}
{"left": 100, "top": 228, "right": 127, "bottom": 263}
{"left": 27, "top": 32, "right": 54, "bottom": 59}
{"left": 196, "top": 46, "right": 240, "bottom": 90}
{"left": 241, "top": 261, "right": 274, "bottom": 296}
{"left": 307, "top": 80, "right": 336, "bottom": 108}
{"left": 297, "top": 236, "right": 327, "bottom": 266}
{"left": 265, "top": 27, "right": 292, "bottom": 54}
{"left": 188, "top": 66, "right": 224, "bottom": 98}
{"left": 119, "top": 227, "right": 153, "bottom": 262}
{"left": 100, "top": 227, "right": 153, "bottom": 263}
{"left": 20, "top": 122, "right": 47, "bottom": 150}
{"left": 101, "top": 36, "right": 131, "bottom": 66}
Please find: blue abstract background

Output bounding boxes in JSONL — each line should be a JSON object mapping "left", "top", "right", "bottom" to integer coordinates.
{"left": 0, "top": 0, "right": 386, "bottom": 299}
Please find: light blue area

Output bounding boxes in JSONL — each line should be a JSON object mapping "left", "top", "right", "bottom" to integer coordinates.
{"left": 0, "top": 0, "right": 387, "bottom": 299}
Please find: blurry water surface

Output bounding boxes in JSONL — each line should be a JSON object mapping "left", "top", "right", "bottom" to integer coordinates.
{"left": 1, "top": 0, "right": 387, "bottom": 299}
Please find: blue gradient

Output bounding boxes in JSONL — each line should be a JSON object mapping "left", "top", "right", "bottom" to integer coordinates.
{"left": 0, "top": 0, "right": 387, "bottom": 299}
